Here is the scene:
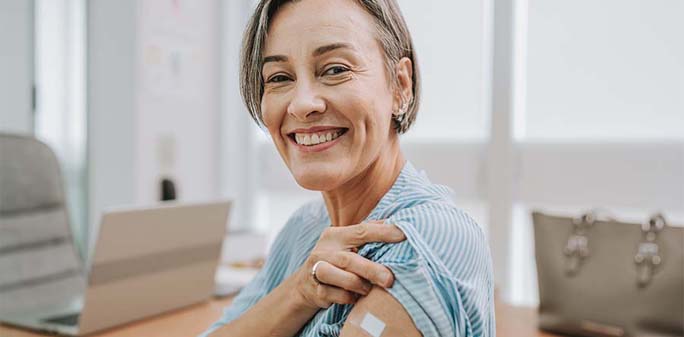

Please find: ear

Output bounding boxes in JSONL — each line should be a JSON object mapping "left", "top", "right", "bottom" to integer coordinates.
{"left": 392, "top": 57, "right": 413, "bottom": 114}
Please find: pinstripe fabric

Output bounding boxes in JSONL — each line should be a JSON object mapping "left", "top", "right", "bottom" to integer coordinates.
{"left": 200, "top": 162, "right": 494, "bottom": 337}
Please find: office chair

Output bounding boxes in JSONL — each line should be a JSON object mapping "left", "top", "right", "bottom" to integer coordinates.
{"left": 0, "top": 133, "right": 85, "bottom": 315}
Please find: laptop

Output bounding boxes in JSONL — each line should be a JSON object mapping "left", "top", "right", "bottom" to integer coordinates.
{"left": 0, "top": 200, "right": 231, "bottom": 336}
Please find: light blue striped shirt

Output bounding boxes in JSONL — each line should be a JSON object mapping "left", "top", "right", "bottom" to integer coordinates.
{"left": 201, "top": 161, "right": 495, "bottom": 337}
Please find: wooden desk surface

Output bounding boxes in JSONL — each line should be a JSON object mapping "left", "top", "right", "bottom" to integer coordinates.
{"left": 494, "top": 301, "right": 559, "bottom": 337}
{"left": 0, "top": 297, "right": 559, "bottom": 337}
{"left": 0, "top": 297, "right": 233, "bottom": 337}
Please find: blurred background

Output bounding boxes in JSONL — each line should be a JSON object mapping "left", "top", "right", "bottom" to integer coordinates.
{"left": 1, "top": 0, "right": 682, "bottom": 307}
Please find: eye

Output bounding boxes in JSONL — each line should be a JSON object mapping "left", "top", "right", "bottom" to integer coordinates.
{"left": 266, "top": 74, "right": 291, "bottom": 83}
{"left": 323, "top": 65, "right": 350, "bottom": 76}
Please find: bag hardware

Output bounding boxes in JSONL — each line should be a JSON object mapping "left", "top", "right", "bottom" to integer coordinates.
{"left": 563, "top": 210, "right": 617, "bottom": 276}
{"left": 564, "top": 212, "right": 595, "bottom": 276}
{"left": 634, "top": 213, "right": 666, "bottom": 287}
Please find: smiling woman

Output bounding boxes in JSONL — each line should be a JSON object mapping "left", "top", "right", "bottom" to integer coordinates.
{"left": 201, "top": 0, "right": 494, "bottom": 336}
{"left": 256, "top": 0, "right": 416, "bottom": 195}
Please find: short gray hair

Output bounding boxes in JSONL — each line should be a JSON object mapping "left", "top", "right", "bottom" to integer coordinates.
{"left": 240, "top": 0, "right": 421, "bottom": 134}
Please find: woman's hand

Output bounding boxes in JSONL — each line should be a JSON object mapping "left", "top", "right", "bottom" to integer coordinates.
{"left": 294, "top": 220, "right": 406, "bottom": 309}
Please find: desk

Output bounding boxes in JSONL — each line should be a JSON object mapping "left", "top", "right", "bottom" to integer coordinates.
{"left": 0, "top": 297, "right": 560, "bottom": 337}
{"left": 494, "top": 301, "right": 559, "bottom": 337}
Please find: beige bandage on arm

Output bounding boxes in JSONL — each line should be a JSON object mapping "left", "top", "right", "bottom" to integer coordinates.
{"left": 360, "top": 312, "right": 385, "bottom": 337}
{"left": 340, "top": 286, "right": 421, "bottom": 337}
{"left": 344, "top": 310, "right": 414, "bottom": 337}
{"left": 340, "top": 286, "right": 422, "bottom": 337}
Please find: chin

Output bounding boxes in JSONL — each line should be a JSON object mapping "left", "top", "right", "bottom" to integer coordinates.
{"left": 290, "top": 164, "right": 345, "bottom": 191}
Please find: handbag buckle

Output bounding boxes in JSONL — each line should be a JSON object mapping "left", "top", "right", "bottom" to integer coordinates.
{"left": 634, "top": 214, "right": 665, "bottom": 287}
{"left": 564, "top": 213, "right": 596, "bottom": 276}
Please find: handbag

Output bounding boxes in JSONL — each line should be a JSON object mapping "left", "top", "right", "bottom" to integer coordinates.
{"left": 532, "top": 210, "right": 684, "bottom": 337}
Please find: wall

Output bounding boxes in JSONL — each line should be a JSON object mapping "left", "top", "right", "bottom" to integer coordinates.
{"left": 135, "top": 0, "right": 220, "bottom": 204}
{"left": 0, "top": 0, "right": 34, "bottom": 134}
{"left": 87, "top": 0, "right": 220, "bottom": 254}
{"left": 87, "top": 0, "right": 138, "bottom": 252}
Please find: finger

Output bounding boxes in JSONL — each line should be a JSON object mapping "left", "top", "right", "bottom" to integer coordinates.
{"left": 314, "top": 260, "right": 372, "bottom": 295}
{"left": 324, "top": 251, "right": 396, "bottom": 288}
{"left": 316, "top": 284, "right": 357, "bottom": 306}
{"left": 336, "top": 222, "right": 406, "bottom": 248}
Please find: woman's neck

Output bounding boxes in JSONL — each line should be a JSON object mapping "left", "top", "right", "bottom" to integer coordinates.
{"left": 322, "top": 138, "right": 405, "bottom": 227}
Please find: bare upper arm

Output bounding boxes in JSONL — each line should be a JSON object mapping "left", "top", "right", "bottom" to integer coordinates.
{"left": 340, "top": 286, "right": 422, "bottom": 337}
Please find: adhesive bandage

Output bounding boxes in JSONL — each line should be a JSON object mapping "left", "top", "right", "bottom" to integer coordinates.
{"left": 360, "top": 312, "right": 386, "bottom": 337}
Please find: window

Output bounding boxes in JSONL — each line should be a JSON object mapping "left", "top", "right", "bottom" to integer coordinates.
{"left": 398, "top": 0, "right": 489, "bottom": 141}
{"left": 506, "top": 0, "right": 684, "bottom": 306}
{"left": 523, "top": 0, "right": 684, "bottom": 140}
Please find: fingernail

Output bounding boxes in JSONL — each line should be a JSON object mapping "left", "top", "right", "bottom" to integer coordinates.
{"left": 382, "top": 272, "right": 393, "bottom": 286}
{"left": 393, "top": 229, "right": 405, "bottom": 240}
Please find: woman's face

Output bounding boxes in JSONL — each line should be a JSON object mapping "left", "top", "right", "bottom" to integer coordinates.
{"left": 261, "top": 0, "right": 400, "bottom": 191}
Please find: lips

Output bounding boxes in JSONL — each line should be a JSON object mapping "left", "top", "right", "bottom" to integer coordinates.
{"left": 287, "top": 127, "right": 349, "bottom": 146}
{"left": 286, "top": 127, "right": 349, "bottom": 152}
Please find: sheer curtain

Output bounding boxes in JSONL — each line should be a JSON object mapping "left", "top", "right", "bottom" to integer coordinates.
{"left": 34, "top": 0, "right": 87, "bottom": 256}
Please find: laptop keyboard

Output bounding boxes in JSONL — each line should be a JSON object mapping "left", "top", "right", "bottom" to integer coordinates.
{"left": 43, "top": 313, "right": 80, "bottom": 326}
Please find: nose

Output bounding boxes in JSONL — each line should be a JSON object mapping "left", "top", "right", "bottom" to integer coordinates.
{"left": 286, "top": 81, "right": 326, "bottom": 121}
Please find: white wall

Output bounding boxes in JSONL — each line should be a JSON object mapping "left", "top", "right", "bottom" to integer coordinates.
{"left": 135, "top": 0, "right": 220, "bottom": 204}
{"left": 87, "top": 0, "right": 221, "bottom": 253}
{"left": 87, "top": 0, "right": 138, "bottom": 251}
{"left": 0, "top": 0, "right": 34, "bottom": 134}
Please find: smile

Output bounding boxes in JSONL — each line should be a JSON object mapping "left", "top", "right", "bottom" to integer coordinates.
{"left": 288, "top": 128, "right": 348, "bottom": 147}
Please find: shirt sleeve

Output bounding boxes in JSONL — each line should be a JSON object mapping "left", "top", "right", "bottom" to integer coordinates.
{"left": 357, "top": 205, "right": 494, "bottom": 337}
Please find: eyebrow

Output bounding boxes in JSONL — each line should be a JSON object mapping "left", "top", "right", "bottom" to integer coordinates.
{"left": 262, "top": 55, "right": 288, "bottom": 65}
{"left": 261, "top": 43, "right": 355, "bottom": 66}
{"left": 312, "top": 42, "right": 354, "bottom": 57}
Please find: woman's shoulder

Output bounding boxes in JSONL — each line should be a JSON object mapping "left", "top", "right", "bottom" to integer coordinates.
{"left": 382, "top": 165, "right": 485, "bottom": 248}
{"left": 364, "top": 184, "right": 494, "bottom": 336}
{"left": 274, "top": 198, "right": 328, "bottom": 243}
{"left": 390, "top": 201, "right": 488, "bottom": 271}
{"left": 287, "top": 198, "right": 328, "bottom": 225}
{"left": 377, "top": 166, "right": 491, "bottom": 280}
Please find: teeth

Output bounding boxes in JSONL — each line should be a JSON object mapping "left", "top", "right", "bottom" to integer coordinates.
{"left": 293, "top": 130, "right": 345, "bottom": 146}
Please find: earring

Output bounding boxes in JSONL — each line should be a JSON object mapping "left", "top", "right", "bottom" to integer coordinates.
{"left": 393, "top": 99, "right": 408, "bottom": 122}
{"left": 393, "top": 113, "right": 404, "bottom": 123}
{"left": 393, "top": 98, "right": 408, "bottom": 115}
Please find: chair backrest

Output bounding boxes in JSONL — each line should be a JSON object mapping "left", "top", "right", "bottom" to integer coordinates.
{"left": 0, "top": 133, "right": 85, "bottom": 315}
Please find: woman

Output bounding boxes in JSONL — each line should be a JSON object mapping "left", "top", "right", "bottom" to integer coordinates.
{"left": 201, "top": 0, "right": 494, "bottom": 336}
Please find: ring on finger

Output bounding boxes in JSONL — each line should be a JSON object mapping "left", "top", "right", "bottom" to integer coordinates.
{"left": 311, "top": 260, "right": 325, "bottom": 285}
